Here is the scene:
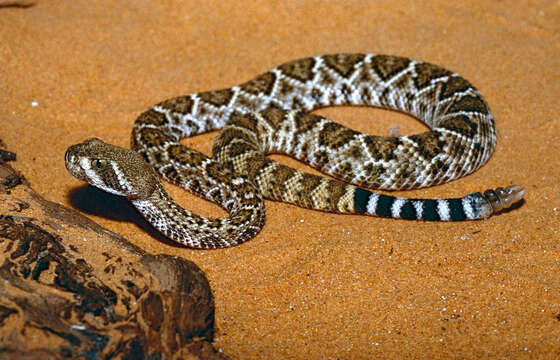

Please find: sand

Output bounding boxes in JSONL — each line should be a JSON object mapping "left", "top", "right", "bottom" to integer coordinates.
{"left": 1, "top": 1, "right": 559, "bottom": 358}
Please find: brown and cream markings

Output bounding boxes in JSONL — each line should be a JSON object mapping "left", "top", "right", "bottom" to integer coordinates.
{"left": 65, "top": 54, "right": 525, "bottom": 248}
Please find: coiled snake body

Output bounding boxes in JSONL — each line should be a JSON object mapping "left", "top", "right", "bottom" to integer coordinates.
{"left": 65, "top": 54, "right": 525, "bottom": 248}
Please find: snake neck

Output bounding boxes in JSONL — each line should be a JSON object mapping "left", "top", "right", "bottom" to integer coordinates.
{"left": 131, "top": 184, "right": 265, "bottom": 249}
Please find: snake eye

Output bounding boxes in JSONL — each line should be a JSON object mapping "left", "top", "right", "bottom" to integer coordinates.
{"left": 92, "top": 159, "right": 106, "bottom": 169}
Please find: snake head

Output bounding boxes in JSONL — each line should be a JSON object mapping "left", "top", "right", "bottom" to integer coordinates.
{"left": 65, "top": 138, "right": 159, "bottom": 200}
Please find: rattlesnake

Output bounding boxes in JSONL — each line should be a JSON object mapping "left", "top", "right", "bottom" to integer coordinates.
{"left": 65, "top": 54, "right": 525, "bottom": 249}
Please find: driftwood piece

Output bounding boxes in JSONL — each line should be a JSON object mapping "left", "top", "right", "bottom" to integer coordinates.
{"left": 0, "top": 152, "right": 229, "bottom": 359}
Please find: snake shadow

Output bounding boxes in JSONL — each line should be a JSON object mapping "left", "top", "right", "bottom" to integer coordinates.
{"left": 67, "top": 185, "right": 186, "bottom": 248}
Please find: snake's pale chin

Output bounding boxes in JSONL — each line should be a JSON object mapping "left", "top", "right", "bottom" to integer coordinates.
{"left": 66, "top": 54, "right": 525, "bottom": 248}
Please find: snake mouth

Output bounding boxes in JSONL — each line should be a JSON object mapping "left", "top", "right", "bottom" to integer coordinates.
{"left": 64, "top": 145, "right": 86, "bottom": 180}
{"left": 64, "top": 148, "right": 70, "bottom": 167}
{"left": 64, "top": 148, "right": 73, "bottom": 172}
{"left": 64, "top": 148, "right": 77, "bottom": 171}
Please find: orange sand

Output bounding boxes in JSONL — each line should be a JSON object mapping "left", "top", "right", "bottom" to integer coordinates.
{"left": 1, "top": 1, "right": 559, "bottom": 358}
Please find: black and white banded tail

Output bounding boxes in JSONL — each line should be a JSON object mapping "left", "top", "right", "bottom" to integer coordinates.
{"left": 352, "top": 185, "right": 525, "bottom": 221}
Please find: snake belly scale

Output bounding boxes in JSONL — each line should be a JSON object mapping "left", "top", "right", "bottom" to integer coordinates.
{"left": 65, "top": 54, "right": 525, "bottom": 248}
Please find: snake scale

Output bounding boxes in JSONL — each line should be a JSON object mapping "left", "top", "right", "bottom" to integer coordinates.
{"left": 65, "top": 54, "right": 525, "bottom": 248}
